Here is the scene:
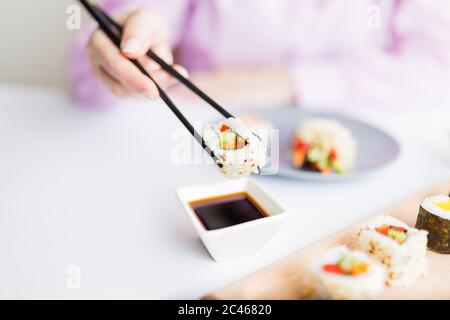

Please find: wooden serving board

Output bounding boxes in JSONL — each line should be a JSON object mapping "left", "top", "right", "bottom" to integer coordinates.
{"left": 204, "top": 179, "right": 450, "bottom": 300}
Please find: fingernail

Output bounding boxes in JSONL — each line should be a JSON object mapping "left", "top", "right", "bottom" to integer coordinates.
{"left": 142, "top": 59, "right": 160, "bottom": 72}
{"left": 158, "top": 47, "right": 174, "bottom": 65}
{"left": 122, "top": 38, "right": 141, "bottom": 54}
{"left": 145, "top": 91, "right": 156, "bottom": 100}
{"left": 180, "top": 68, "right": 189, "bottom": 78}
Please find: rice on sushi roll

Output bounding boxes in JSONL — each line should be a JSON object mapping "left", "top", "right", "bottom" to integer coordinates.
{"left": 291, "top": 118, "right": 356, "bottom": 174}
{"left": 240, "top": 113, "right": 274, "bottom": 148}
{"left": 416, "top": 195, "right": 450, "bottom": 254}
{"left": 307, "top": 246, "right": 385, "bottom": 300}
{"left": 203, "top": 117, "right": 266, "bottom": 179}
{"left": 356, "top": 215, "right": 428, "bottom": 287}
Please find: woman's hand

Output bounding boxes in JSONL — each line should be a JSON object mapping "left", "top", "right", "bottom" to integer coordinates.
{"left": 170, "top": 67, "right": 295, "bottom": 108}
{"left": 87, "top": 8, "right": 188, "bottom": 100}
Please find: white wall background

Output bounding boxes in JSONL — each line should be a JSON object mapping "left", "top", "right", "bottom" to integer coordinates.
{"left": 0, "top": 0, "right": 91, "bottom": 88}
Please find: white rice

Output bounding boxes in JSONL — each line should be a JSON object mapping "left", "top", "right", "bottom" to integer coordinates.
{"left": 240, "top": 113, "right": 274, "bottom": 148}
{"left": 294, "top": 118, "right": 357, "bottom": 171}
{"left": 203, "top": 117, "right": 266, "bottom": 179}
{"left": 307, "top": 246, "right": 385, "bottom": 300}
{"left": 420, "top": 195, "right": 450, "bottom": 219}
{"left": 356, "top": 215, "right": 428, "bottom": 287}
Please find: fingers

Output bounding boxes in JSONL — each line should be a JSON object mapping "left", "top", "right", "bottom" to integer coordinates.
{"left": 120, "top": 9, "right": 174, "bottom": 78}
{"left": 120, "top": 9, "right": 169, "bottom": 59}
{"left": 93, "top": 65, "right": 131, "bottom": 98}
{"left": 89, "top": 30, "right": 159, "bottom": 98}
{"left": 139, "top": 43, "right": 174, "bottom": 71}
{"left": 87, "top": 9, "right": 188, "bottom": 101}
{"left": 88, "top": 38, "right": 130, "bottom": 98}
{"left": 150, "top": 65, "right": 190, "bottom": 91}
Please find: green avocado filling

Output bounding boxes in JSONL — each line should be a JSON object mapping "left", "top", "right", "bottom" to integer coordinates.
{"left": 306, "top": 145, "right": 341, "bottom": 173}
{"left": 387, "top": 229, "right": 408, "bottom": 243}
{"left": 218, "top": 129, "right": 246, "bottom": 150}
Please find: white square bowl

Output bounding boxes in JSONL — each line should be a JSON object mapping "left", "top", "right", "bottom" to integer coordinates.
{"left": 176, "top": 178, "right": 289, "bottom": 262}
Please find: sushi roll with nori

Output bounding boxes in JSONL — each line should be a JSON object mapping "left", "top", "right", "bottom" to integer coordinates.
{"left": 416, "top": 195, "right": 450, "bottom": 254}
{"left": 356, "top": 215, "right": 428, "bottom": 287}
{"left": 203, "top": 117, "right": 266, "bottom": 179}
{"left": 307, "top": 246, "right": 385, "bottom": 300}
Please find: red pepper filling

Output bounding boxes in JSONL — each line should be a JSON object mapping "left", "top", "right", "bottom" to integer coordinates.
{"left": 375, "top": 224, "right": 408, "bottom": 244}
{"left": 322, "top": 256, "right": 369, "bottom": 276}
{"left": 291, "top": 138, "right": 342, "bottom": 174}
{"left": 322, "top": 264, "right": 341, "bottom": 274}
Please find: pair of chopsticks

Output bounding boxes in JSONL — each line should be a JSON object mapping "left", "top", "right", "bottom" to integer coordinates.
{"left": 78, "top": 0, "right": 234, "bottom": 166}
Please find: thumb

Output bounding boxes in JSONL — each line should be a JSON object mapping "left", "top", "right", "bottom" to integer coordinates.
{"left": 120, "top": 9, "right": 169, "bottom": 59}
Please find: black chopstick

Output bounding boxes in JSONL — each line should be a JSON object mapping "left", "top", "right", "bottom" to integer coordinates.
{"left": 78, "top": 0, "right": 222, "bottom": 166}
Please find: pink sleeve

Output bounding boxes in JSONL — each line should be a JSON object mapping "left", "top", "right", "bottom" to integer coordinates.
{"left": 289, "top": 0, "right": 450, "bottom": 110}
{"left": 67, "top": 0, "right": 193, "bottom": 107}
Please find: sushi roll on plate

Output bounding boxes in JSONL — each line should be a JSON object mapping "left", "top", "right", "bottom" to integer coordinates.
{"left": 203, "top": 117, "right": 266, "bottom": 179}
{"left": 307, "top": 246, "right": 385, "bottom": 300}
{"left": 291, "top": 118, "right": 356, "bottom": 174}
{"left": 356, "top": 215, "right": 428, "bottom": 287}
{"left": 416, "top": 195, "right": 450, "bottom": 254}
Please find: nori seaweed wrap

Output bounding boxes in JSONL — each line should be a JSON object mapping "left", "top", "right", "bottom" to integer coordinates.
{"left": 415, "top": 195, "right": 450, "bottom": 254}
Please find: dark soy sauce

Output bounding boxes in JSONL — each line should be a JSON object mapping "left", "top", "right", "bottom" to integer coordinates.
{"left": 190, "top": 192, "right": 268, "bottom": 231}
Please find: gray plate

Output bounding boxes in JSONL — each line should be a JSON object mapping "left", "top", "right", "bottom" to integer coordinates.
{"left": 256, "top": 108, "right": 400, "bottom": 181}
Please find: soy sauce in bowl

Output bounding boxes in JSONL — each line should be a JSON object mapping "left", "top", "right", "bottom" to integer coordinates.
{"left": 190, "top": 192, "right": 268, "bottom": 231}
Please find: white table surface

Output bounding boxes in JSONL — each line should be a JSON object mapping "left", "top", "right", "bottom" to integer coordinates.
{"left": 0, "top": 84, "right": 449, "bottom": 299}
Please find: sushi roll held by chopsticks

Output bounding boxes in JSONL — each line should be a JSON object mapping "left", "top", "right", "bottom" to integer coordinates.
{"left": 307, "top": 246, "right": 385, "bottom": 300}
{"left": 416, "top": 195, "right": 450, "bottom": 254}
{"left": 203, "top": 117, "right": 266, "bottom": 179}
{"left": 356, "top": 215, "right": 428, "bottom": 287}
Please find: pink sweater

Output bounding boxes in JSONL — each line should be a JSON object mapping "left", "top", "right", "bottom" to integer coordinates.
{"left": 68, "top": 0, "right": 450, "bottom": 108}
